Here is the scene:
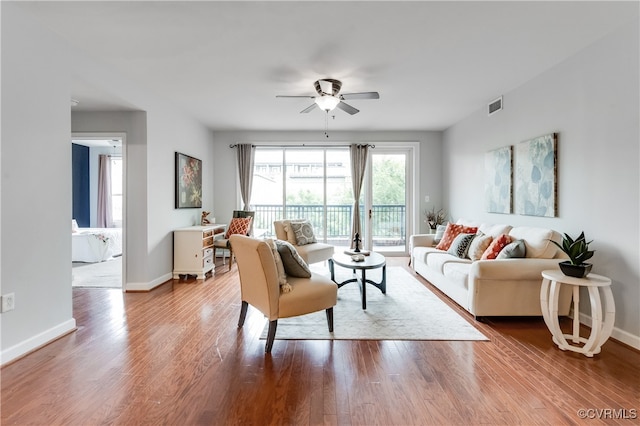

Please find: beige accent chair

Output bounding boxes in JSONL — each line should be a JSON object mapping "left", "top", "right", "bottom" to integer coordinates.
{"left": 230, "top": 234, "right": 338, "bottom": 353}
{"left": 273, "top": 219, "right": 334, "bottom": 264}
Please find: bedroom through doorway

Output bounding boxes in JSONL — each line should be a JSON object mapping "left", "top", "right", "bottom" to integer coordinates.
{"left": 71, "top": 134, "right": 125, "bottom": 289}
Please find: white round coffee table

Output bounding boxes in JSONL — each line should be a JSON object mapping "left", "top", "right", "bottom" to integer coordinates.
{"left": 329, "top": 252, "right": 386, "bottom": 310}
{"left": 540, "top": 269, "right": 615, "bottom": 357}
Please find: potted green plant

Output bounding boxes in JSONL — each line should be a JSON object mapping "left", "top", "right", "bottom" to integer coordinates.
{"left": 550, "top": 232, "right": 595, "bottom": 278}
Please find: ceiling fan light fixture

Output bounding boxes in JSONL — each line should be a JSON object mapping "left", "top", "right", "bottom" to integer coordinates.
{"left": 315, "top": 95, "right": 340, "bottom": 111}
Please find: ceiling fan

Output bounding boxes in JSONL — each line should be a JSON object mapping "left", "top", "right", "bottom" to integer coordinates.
{"left": 276, "top": 78, "right": 380, "bottom": 115}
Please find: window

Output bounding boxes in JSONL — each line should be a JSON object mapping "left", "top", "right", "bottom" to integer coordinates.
{"left": 110, "top": 157, "right": 123, "bottom": 227}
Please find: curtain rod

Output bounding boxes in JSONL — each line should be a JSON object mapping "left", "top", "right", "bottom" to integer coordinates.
{"left": 229, "top": 143, "right": 375, "bottom": 148}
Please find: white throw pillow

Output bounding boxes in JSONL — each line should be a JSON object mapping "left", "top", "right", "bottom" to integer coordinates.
{"left": 468, "top": 232, "right": 493, "bottom": 261}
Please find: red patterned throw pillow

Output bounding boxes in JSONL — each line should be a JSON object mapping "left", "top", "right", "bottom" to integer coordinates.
{"left": 224, "top": 217, "right": 252, "bottom": 239}
{"left": 481, "top": 233, "right": 512, "bottom": 260}
{"left": 435, "top": 223, "right": 478, "bottom": 251}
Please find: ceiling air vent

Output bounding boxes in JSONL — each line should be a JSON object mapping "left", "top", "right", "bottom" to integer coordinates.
{"left": 488, "top": 96, "right": 503, "bottom": 116}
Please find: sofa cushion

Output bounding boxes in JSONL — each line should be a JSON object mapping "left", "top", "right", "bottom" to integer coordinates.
{"left": 497, "top": 239, "right": 526, "bottom": 259}
{"left": 275, "top": 240, "right": 312, "bottom": 278}
{"left": 481, "top": 234, "right": 512, "bottom": 260}
{"left": 427, "top": 251, "right": 471, "bottom": 274}
{"left": 448, "top": 233, "right": 476, "bottom": 258}
{"left": 435, "top": 223, "right": 478, "bottom": 251}
{"left": 508, "top": 227, "right": 557, "bottom": 259}
{"left": 468, "top": 233, "right": 493, "bottom": 261}
{"left": 478, "top": 223, "right": 513, "bottom": 238}
{"left": 290, "top": 220, "right": 317, "bottom": 245}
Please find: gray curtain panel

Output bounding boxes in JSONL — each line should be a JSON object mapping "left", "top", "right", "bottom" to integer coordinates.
{"left": 349, "top": 144, "right": 369, "bottom": 249}
{"left": 236, "top": 144, "right": 255, "bottom": 211}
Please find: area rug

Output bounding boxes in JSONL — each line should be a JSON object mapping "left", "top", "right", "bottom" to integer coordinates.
{"left": 260, "top": 266, "right": 488, "bottom": 341}
{"left": 72, "top": 256, "right": 122, "bottom": 288}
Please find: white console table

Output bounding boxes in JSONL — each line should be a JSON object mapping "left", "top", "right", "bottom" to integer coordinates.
{"left": 540, "top": 269, "right": 615, "bottom": 357}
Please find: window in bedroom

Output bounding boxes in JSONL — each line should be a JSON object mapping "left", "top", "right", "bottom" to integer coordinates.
{"left": 111, "top": 156, "right": 123, "bottom": 228}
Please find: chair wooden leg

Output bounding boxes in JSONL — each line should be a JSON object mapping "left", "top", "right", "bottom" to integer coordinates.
{"left": 265, "top": 320, "right": 278, "bottom": 353}
{"left": 228, "top": 248, "right": 233, "bottom": 271}
{"left": 326, "top": 307, "right": 334, "bottom": 332}
{"left": 238, "top": 301, "right": 248, "bottom": 328}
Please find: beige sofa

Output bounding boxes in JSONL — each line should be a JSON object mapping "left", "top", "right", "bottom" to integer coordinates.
{"left": 273, "top": 220, "right": 334, "bottom": 264}
{"left": 410, "top": 220, "right": 572, "bottom": 317}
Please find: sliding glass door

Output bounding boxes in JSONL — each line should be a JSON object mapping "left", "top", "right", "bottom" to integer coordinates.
{"left": 364, "top": 149, "right": 409, "bottom": 254}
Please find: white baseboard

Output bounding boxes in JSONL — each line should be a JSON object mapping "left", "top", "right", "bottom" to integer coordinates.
{"left": 125, "top": 272, "right": 173, "bottom": 292}
{"left": 578, "top": 312, "right": 640, "bottom": 351}
{"left": 1, "top": 318, "right": 77, "bottom": 366}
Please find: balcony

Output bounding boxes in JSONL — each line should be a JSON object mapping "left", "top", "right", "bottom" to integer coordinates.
{"left": 252, "top": 204, "right": 406, "bottom": 252}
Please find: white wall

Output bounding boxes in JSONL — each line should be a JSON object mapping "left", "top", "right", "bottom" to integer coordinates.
{"left": 1, "top": 4, "right": 214, "bottom": 363}
{"left": 1, "top": 3, "right": 76, "bottom": 363}
{"left": 211, "top": 131, "right": 442, "bottom": 234}
{"left": 443, "top": 19, "right": 640, "bottom": 346}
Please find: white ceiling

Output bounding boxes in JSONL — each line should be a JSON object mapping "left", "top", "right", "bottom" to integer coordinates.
{"left": 14, "top": 1, "right": 638, "bottom": 132}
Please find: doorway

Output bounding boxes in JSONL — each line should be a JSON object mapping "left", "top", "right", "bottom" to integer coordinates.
{"left": 363, "top": 146, "right": 416, "bottom": 256}
{"left": 71, "top": 133, "right": 125, "bottom": 289}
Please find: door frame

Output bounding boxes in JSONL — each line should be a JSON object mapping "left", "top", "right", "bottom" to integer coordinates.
{"left": 72, "top": 132, "right": 127, "bottom": 291}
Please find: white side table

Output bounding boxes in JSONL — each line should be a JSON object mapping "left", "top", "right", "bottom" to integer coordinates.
{"left": 540, "top": 269, "right": 615, "bottom": 357}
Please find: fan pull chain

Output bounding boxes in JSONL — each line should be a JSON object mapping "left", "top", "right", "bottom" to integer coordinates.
{"left": 324, "top": 110, "right": 329, "bottom": 138}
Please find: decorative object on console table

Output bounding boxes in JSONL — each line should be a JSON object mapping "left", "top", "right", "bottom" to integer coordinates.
{"left": 550, "top": 231, "right": 595, "bottom": 278}
{"left": 515, "top": 132, "right": 557, "bottom": 217}
{"left": 175, "top": 152, "right": 202, "bottom": 209}
{"left": 201, "top": 211, "right": 212, "bottom": 225}
{"left": 424, "top": 207, "right": 447, "bottom": 232}
{"left": 484, "top": 145, "right": 512, "bottom": 214}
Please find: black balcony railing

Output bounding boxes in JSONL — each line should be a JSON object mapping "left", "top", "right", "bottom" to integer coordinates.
{"left": 252, "top": 204, "right": 405, "bottom": 246}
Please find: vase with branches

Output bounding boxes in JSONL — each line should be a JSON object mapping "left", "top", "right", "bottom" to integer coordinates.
{"left": 424, "top": 207, "right": 447, "bottom": 230}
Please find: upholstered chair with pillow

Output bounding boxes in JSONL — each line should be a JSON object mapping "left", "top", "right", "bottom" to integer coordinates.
{"left": 213, "top": 210, "right": 254, "bottom": 270}
{"left": 230, "top": 234, "right": 338, "bottom": 353}
{"left": 273, "top": 219, "right": 334, "bottom": 264}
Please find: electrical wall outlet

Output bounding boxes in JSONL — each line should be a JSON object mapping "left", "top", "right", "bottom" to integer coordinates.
{"left": 1, "top": 293, "right": 15, "bottom": 312}
{"left": 424, "top": 195, "right": 430, "bottom": 203}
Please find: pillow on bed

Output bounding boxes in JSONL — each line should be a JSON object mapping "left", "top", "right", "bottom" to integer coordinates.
{"left": 72, "top": 219, "right": 79, "bottom": 233}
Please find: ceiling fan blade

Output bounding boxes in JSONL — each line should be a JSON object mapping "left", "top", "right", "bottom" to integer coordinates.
{"left": 300, "top": 103, "right": 318, "bottom": 113}
{"left": 340, "top": 92, "right": 380, "bottom": 100}
{"left": 337, "top": 101, "right": 359, "bottom": 115}
{"left": 276, "top": 95, "right": 315, "bottom": 98}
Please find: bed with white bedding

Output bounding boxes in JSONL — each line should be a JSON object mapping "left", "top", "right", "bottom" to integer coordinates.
{"left": 72, "top": 228, "right": 123, "bottom": 263}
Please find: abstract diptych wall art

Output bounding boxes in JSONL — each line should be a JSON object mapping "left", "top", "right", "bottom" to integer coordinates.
{"left": 485, "top": 146, "right": 512, "bottom": 214}
{"left": 485, "top": 133, "right": 558, "bottom": 217}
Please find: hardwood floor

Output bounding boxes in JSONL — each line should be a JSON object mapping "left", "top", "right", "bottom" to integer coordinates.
{"left": 2, "top": 257, "right": 638, "bottom": 425}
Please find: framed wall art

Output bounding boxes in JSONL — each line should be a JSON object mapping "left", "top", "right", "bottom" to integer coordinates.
{"left": 485, "top": 145, "right": 512, "bottom": 214}
{"left": 175, "top": 152, "right": 202, "bottom": 209}
{"left": 514, "top": 133, "right": 558, "bottom": 217}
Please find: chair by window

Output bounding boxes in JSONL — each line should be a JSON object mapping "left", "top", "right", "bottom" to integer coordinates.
{"left": 213, "top": 210, "right": 255, "bottom": 271}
